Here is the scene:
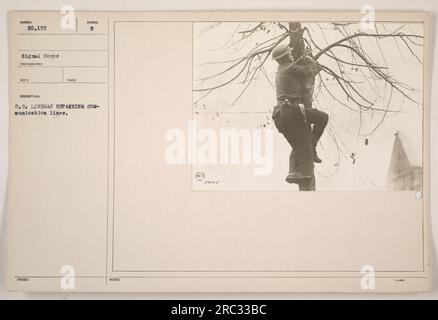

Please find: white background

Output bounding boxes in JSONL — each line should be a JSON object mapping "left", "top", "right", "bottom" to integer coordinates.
{"left": 0, "top": 0, "right": 437, "bottom": 299}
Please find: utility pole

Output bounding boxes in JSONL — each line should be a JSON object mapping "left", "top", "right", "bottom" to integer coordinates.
{"left": 288, "top": 22, "right": 316, "bottom": 191}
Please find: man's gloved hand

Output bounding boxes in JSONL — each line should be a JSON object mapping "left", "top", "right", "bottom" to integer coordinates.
{"left": 302, "top": 55, "right": 320, "bottom": 76}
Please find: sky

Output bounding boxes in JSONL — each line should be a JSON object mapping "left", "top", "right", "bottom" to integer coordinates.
{"left": 192, "top": 22, "right": 423, "bottom": 191}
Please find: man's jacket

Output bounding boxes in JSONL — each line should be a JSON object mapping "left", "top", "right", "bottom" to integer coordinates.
{"left": 275, "top": 57, "right": 319, "bottom": 106}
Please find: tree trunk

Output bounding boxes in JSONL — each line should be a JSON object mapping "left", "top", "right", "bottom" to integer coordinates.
{"left": 288, "top": 22, "right": 316, "bottom": 191}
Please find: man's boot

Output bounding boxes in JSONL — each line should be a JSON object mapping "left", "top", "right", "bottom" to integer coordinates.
{"left": 313, "top": 148, "right": 322, "bottom": 163}
{"left": 285, "top": 172, "right": 311, "bottom": 184}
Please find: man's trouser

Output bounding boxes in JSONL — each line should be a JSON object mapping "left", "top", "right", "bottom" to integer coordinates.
{"left": 272, "top": 100, "right": 329, "bottom": 177}
{"left": 305, "top": 107, "right": 329, "bottom": 148}
{"left": 272, "top": 100, "right": 314, "bottom": 177}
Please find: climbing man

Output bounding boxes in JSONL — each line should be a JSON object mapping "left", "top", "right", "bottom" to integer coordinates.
{"left": 271, "top": 43, "right": 329, "bottom": 187}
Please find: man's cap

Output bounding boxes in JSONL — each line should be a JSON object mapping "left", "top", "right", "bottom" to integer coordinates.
{"left": 272, "top": 43, "right": 293, "bottom": 61}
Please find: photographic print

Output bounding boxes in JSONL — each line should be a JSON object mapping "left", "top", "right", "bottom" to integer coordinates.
{"left": 192, "top": 21, "right": 424, "bottom": 191}
{"left": 7, "top": 11, "right": 431, "bottom": 293}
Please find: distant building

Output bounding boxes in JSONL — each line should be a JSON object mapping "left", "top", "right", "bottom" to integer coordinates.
{"left": 387, "top": 131, "right": 422, "bottom": 191}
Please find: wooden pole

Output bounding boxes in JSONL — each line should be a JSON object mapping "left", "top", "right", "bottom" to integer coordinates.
{"left": 288, "top": 22, "right": 316, "bottom": 191}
